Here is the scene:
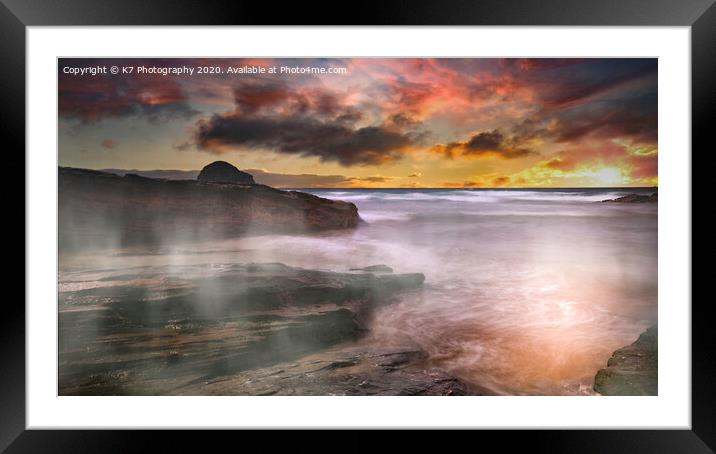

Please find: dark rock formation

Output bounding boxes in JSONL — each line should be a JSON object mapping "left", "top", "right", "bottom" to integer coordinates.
{"left": 197, "top": 161, "right": 255, "bottom": 184}
{"left": 179, "top": 347, "right": 469, "bottom": 396}
{"left": 594, "top": 325, "right": 657, "bottom": 396}
{"left": 58, "top": 262, "right": 438, "bottom": 395}
{"left": 600, "top": 193, "right": 657, "bottom": 203}
{"left": 350, "top": 264, "right": 394, "bottom": 273}
{"left": 59, "top": 167, "right": 359, "bottom": 250}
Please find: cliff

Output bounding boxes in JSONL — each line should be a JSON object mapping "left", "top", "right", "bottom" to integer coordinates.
{"left": 58, "top": 166, "right": 360, "bottom": 249}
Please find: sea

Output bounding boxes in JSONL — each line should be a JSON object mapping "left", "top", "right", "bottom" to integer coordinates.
{"left": 61, "top": 187, "right": 658, "bottom": 395}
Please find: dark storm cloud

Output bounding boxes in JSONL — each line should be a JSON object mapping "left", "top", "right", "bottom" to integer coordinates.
{"left": 195, "top": 115, "right": 413, "bottom": 166}
{"left": 389, "top": 113, "right": 421, "bottom": 128}
{"left": 532, "top": 59, "right": 657, "bottom": 109}
{"left": 553, "top": 109, "right": 657, "bottom": 144}
{"left": 513, "top": 90, "right": 658, "bottom": 145}
{"left": 465, "top": 130, "right": 504, "bottom": 151}
{"left": 477, "top": 58, "right": 657, "bottom": 109}
{"left": 508, "top": 59, "right": 658, "bottom": 147}
{"left": 429, "top": 58, "right": 656, "bottom": 110}
{"left": 193, "top": 79, "right": 416, "bottom": 166}
{"left": 433, "top": 129, "right": 538, "bottom": 160}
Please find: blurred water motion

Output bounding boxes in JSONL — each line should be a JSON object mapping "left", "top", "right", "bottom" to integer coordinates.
{"left": 60, "top": 188, "right": 657, "bottom": 395}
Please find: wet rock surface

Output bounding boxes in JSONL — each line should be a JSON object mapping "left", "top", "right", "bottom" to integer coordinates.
{"left": 57, "top": 262, "right": 453, "bottom": 395}
{"left": 180, "top": 347, "right": 469, "bottom": 396}
{"left": 593, "top": 325, "right": 657, "bottom": 396}
{"left": 59, "top": 167, "right": 360, "bottom": 250}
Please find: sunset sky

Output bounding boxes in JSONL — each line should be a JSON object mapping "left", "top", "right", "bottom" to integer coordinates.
{"left": 58, "top": 58, "right": 657, "bottom": 188}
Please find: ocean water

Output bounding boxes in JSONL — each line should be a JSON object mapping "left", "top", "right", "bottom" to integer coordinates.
{"left": 60, "top": 188, "right": 658, "bottom": 395}
{"left": 296, "top": 188, "right": 658, "bottom": 395}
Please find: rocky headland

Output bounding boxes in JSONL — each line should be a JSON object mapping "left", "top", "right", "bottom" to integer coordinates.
{"left": 59, "top": 162, "right": 359, "bottom": 250}
{"left": 58, "top": 162, "right": 471, "bottom": 395}
{"left": 593, "top": 325, "right": 658, "bottom": 395}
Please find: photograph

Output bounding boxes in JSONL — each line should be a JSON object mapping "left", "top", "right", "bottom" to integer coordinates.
{"left": 57, "top": 57, "right": 659, "bottom": 397}
{"left": 3, "top": 0, "right": 708, "bottom": 444}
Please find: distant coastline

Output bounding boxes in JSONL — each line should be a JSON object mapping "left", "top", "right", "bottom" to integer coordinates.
{"left": 92, "top": 168, "right": 656, "bottom": 191}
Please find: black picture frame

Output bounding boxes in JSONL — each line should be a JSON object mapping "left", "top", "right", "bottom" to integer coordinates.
{"left": 3, "top": 0, "right": 709, "bottom": 451}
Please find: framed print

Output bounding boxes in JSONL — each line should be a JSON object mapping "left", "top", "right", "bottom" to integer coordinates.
{"left": 6, "top": 0, "right": 712, "bottom": 450}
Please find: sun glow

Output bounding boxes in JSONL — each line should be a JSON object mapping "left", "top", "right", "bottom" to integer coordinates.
{"left": 595, "top": 167, "right": 623, "bottom": 185}
{"left": 569, "top": 166, "right": 627, "bottom": 186}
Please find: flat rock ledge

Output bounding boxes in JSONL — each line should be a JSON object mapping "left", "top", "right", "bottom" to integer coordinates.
{"left": 58, "top": 262, "right": 442, "bottom": 395}
{"left": 178, "top": 347, "right": 469, "bottom": 396}
{"left": 593, "top": 325, "right": 657, "bottom": 396}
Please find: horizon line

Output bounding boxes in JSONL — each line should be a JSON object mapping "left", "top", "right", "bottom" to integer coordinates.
{"left": 59, "top": 166, "right": 658, "bottom": 191}
{"left": 288, "top": 186, "right": 658, "bottom": 190}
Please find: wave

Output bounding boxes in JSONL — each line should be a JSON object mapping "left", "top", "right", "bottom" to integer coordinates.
{"left": 310, "top": 189, "right": 633, "bottom": 204}
{"left": 359, "top": 212, "right": 413, "bottom": 222}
